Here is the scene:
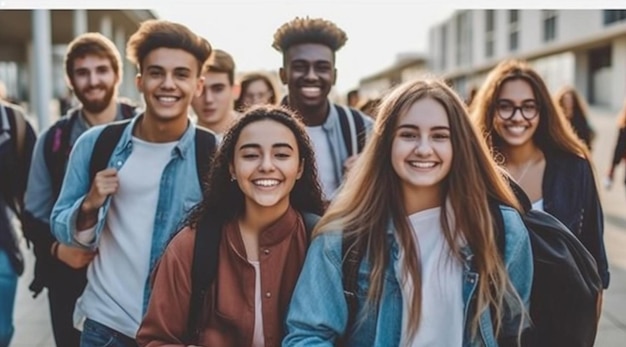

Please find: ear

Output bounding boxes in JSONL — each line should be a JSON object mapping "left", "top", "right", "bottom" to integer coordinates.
{"left": 297, "top": 159, "right": 304, "bottom": 180}
{"left": 279, "top": 67, "right": 287, "bottom": 85}
{"left": 229, "top": 163, "right": 236, "bottom": 181}
{"left": 135, "top": 73, "right": 143, "bottom": 93}
{"left": 195, "top": 75, "right": 205, "bottom": 98}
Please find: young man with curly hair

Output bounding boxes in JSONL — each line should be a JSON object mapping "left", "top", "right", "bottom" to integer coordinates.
{"left": 273, "top": 17, "right": 373, "bottom": 201}
{"left": 50, "top": 20, "right": 216, "bottom": 346}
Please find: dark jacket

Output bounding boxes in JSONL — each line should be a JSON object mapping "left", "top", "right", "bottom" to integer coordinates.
{"left": 0, "top": 102, "right": 36, "bottom": 275}
{"left": 610, "top": 127, "right": 626, "bottom": 184}
{"left": 543, "top": 148, "right": 610, "bottom": 288}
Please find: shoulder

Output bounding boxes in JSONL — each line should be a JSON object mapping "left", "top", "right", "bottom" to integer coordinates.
{"left": 310, "top": 230, "right": 343, "bottom": 258}
{"left": 499, "top": 205, "right": 529, "bottom": 243}
{"left": 167, "top": 226, "right": 197, "bottom": 259}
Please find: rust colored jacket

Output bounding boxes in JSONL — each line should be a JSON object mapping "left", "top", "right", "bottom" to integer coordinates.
{"left": 136, "top": 207, "right": 308, "bottom": 347}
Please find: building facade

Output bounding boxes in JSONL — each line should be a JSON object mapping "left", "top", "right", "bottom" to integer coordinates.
{"left": 429, "top": 9, "right": 626, "bottom": 109}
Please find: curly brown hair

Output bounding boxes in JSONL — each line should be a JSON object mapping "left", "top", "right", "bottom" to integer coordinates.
{"left": 185, "top": 105, "right": 325, "bottom": 228}
{"left": 126, "top": 19, "right": 212, "bottom": 76}
{"left": 272, "top": 17, "right": 347, "bottom": 53}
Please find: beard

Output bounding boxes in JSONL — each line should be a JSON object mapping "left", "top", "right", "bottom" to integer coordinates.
{"left": 75, "top": 85, "right": 116, "bottom": 114}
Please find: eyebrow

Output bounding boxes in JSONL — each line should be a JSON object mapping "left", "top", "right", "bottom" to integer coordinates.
{"left": 145, "top": 65, "right": 192, "bottom": 73}
{"left": 238, "top": 143, "right": 295, "bottom": 150}
{"left": 397, "top": 124, "right": 450, "bottom": 131}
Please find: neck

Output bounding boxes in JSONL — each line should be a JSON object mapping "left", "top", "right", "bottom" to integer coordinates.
{"left": 239, "top": 201, "right": 290, "bottom": 235}
{"left": 199, "top": 110, "right": 237, "bottom": 135}
{"left": 82, "top": 101, "right": 117, "bottom": 126}
{"left": 403, "top": 186, "right": 442, "bottom": 215}
{"left": 291, "top": 97, "right": 329, "bottom": 126}
{"left": 502, "top": 141, "right": 542, "bottom": 166}
{"left": 135, "top": 112, "right": 188, "bottom": 143}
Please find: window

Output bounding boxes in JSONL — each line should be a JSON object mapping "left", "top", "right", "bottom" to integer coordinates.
{"left": 604, "top": 10, "right": 626, "bottom": 25}
{"left": 509, "top": 9, "right": 519, "bottom": 51}
{"left": 485, "top": 10, "right": 495, "bottom": 58}
{"left": 543, "top": 10, "right": 557, "bottom": 42}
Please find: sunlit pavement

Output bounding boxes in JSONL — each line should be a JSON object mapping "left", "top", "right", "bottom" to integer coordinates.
{"left": 9, "top": 106, "right": 626, "bottom": 346}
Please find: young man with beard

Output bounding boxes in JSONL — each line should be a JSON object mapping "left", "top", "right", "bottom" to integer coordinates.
{"left": 191, "top": 49, "right": 239, "bottom": 142}
{"left": 23, "top": 32, "right": 135, "bottom": 347}
{"left": 273, "top": 17, "right": 373, "bottom": 201}
{"left": 50, "top": 20, "right": 215, "bottom": 346}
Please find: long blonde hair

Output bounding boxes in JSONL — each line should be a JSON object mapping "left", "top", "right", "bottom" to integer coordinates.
{"left": 471, "top": 59, "right": 589, "bottom": 160}
{"left": 314, "top": 79, "right": 523, "bottom": 339}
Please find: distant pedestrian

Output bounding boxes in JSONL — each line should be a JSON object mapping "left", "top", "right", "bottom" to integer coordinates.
{"left": 606, "top": 99, "right": 626, "bottom": 190}
{"left": 555, "top": 86, "right": 595, "bottom": 150}
{"left": 234, "top": 72, "right": 278, "bottom": 112}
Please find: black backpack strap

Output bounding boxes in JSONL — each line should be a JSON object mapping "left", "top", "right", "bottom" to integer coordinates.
{"left": 348, "top": 108, "right": 366, "bottom": 153}
{"left": 89, "top": 120, "right": 131, "bottom": 183}
{"left": 44, "top": 111, "right": 79, "bottom": 196}
{"left": 340, "top": 233, "right": 365, "bottom": 343}
{"left": 194, "top": 127, "right": 217, "bottom": 193}
{"left": 336, "top": 105, "right": 354, "bottom": 156}
{"left": 187, "top": 214, "right": 222, "bottom": 343}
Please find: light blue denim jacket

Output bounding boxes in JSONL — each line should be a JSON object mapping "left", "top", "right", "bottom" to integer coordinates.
{"left": 50, "top": 115, "right": 204, "bottom": 310}
{"left": 283, "top": 205, "right": 533, "bottom": 347}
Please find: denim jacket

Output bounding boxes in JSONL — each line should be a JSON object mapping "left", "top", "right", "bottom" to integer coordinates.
{"left": 50, "top": 115, "right": 205, "bottom": 310}
{"left": 283, "top": 205, "right": 533, "bottom": 347}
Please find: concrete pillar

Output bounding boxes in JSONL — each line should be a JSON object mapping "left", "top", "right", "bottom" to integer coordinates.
{"left": 611, "top": 36, "right": 626, "bottom": 111}
{"left": 73, "top": 9, "right": 88, "bottom": 37}
{"left": 573, "top": 50, "right": 589, "bottom": 103}
{"left": 100, "top": 15, "right": 113, "bottom": 39}
{"left": 32, "top": 10, "right": 52, "bottom": 131}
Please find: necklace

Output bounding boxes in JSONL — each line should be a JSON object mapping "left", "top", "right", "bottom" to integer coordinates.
{"left": 515, "top": 160, "right": 534, "bottom": 183}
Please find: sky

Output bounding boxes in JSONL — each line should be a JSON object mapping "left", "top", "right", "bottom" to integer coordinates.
{"left": 153, "top": 1, "right": 455, "bottom": 94}
{"left": 6, "top": 0, "right": 622, "bottom": 95}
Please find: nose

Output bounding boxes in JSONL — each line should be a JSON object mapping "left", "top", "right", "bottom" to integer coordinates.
{"left": 259, "top": 154, "right": 275, "bottom": 172}
{"left": 414, "top": 137, "right": 433, "bottom": 156}
{"left": 87, "top": 71, "right": 98, "bottom": 87}
{"left": 203, "top": 89, "right": 214, "bottom": 103}
{"left": 304, "top": 66, "right": 318, "bottom": 82}
{"left": 161, "top": 73, "right": 176, "bottom": 90}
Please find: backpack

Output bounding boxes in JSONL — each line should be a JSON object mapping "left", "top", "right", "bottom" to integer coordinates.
{"left": 185, "top": 211, "right": 321, "bottom": 343}
{"left": 489, "top": 183, "right": 602, "bottom": 347}
{"left": 44, "top": 102, "right": 136, "bottom": 197}
{"left": 88, "top": 119, "right": 216, "bottom": 189}
{"left": 335, "top": 105, "right": 366, "bottom": 156}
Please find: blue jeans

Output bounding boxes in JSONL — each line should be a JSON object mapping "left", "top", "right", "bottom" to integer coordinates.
{"left": 0, "top": 249, "right": 17, "bottom": 347}
{"left": 80, "top": 319, "right": 138, "bottom": 347}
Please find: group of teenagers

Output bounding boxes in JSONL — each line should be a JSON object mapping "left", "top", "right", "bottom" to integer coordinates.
{"left": 0, "top": 14, "right": 611, "bottom": 347}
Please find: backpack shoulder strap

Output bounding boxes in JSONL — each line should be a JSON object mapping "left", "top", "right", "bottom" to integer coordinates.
{"left": 89, "top": 120, "right": 131, "bottom": 183}
{"left": 194, "top": 127, "right": 217, "bottom": 192}
{"left": 44, "top": 111, "right": 79, "bottom": 196}
{"left": 7, "top": 105, "right": 27, "bottom": 160}
{"left": 341, "top": 233, "right": 365, "bottom": 340}
{"left": 187, "top": 213, "right": 222, "bottom": 343}
{"left": 336, "top": 104, "right": 355, "bottom": 156}
{"left": 348, "top": 107, "right": 366, "bottom": 153}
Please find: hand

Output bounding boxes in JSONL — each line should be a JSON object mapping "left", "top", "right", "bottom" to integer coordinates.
{"left": 342, "top": 155, "right": 360, "bottom": 176}
{"left": 82, "top": 168, "right": 119, "bottom": 214}
{"left": 55, "top": 243, "right": 97, "bottom": 269}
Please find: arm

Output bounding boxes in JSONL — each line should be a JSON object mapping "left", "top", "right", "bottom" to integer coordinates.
{"left": 50, "top": 127, "right": 107, "bottom": 249}
{"left": 608, "top": 128, "right": 626, "bottom": 178}
{"left": 283, "top": 233, "right": 347, "bottom": 347}
{"left": 136, "top": 228, "right": 195, "bottom": 347}
{"left": 581, "top": 162, "right": 610, "bottom": 289}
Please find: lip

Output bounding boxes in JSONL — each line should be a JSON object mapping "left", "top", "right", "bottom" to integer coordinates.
{"left": 154, "top": 95, "right": 181, "bottom": 107}
{"left": 407, "top": 161, "right": 439, "bottom": 170}
{"left": 298, "top": 86, "right": 323, "bottom": 99}
{"left": 251, "top": 178, "right": 282, "bottom": 189}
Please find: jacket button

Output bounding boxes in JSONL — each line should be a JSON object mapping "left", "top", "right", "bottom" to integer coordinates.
{"left": 264, "top": 248, "right": 270, "bottom": 255}
{"left": 265, "top": 292, "right": 271, "bottom": 298}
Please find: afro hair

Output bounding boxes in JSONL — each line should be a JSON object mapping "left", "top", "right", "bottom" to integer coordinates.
{"left": 272, "top": 17, "right": 348, "bottom": 53}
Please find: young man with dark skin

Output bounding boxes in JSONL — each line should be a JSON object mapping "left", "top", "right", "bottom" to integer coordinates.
{"left": 24, "top": 32, "right": 135, "bottom": 347}
{"left": 190, "top": 49, "right": 239, "bottom": 141}
{"left": 273, "top": 17, "right": 373, "bottom": 201}
{"left": 50, "top": 20, "right": 214, "bottom": 346}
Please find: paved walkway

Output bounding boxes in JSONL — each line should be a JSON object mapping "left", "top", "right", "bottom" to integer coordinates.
{"left": 8, "top": 106, "right": 626, "bottom": 346}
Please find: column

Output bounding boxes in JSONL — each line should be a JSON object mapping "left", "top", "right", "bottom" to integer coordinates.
{"left": 73, "top": 9, "right": 88, "bottom": 37}
{"left": 32, "top": 9, "right": 52, "bottom": 130}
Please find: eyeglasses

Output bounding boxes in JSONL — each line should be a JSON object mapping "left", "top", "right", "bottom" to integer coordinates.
{"left": 495, "top": 100, "right": 539, "bottom": 120}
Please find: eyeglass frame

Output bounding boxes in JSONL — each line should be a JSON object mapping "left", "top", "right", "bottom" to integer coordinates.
{"left": 494, "top": 100, "right": 540, "bottom": 120}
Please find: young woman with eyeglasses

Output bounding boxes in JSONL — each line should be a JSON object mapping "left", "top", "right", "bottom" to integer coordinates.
{"left": 471, "top": 59, "right": 610, "bottom": 291}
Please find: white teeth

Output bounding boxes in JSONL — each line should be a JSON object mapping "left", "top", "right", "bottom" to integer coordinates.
{"left": 301, "top": 87, "right": 321, "bottom": 97}
{"left": 254, "top": 179, "right": 280, "bottom": 187}
{"left": 409, "top": 162, "right": 436, "bottom": 168}
{"left": 506, "top": 125, "right": 526, "bottom": 135}
{"left": 157, "top": 96, "right": 177, "bottom": 102}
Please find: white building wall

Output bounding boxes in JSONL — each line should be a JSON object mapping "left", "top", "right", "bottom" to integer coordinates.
{"left": 611, "top": 36, "right": 626, "bottom": 109}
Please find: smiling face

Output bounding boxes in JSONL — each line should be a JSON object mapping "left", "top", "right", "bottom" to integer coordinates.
{"left": 191, "top": 71, "right": 236, "bottom": 130}
{"left": 70, "top": 54, "right": 119, "bottom": 113}
{"left": 280, "top": 43, "right": 336, "bottom": 113}
{"left": 243, "top": 79, "right": 274, "bottom": 107}
{"left": 136, "top": 47, "right": 203, "bottom": 122}
{"left": 230, "top": 119, "right": 304, "bottom": 212}
{"left": 391, "top": 97, "right": 453, "bottom": 199}
{"left": 492, "top": 79, "right": 540, "bottom": 148}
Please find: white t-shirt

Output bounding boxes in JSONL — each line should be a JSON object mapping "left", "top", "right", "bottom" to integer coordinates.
{"left": 307, "top": 125, "right": 338, "bottom": 200}
{"left": 74, "top": 136, "right": 177, "bottom": 338}
{"left": 250, "top": 260, "right": 265, "bottom": 347}
{"left": 401, "top": 207, "right": 464, "bottom": 346}
{"left": 531, "top": 198, "right": 544, "bottom": 211}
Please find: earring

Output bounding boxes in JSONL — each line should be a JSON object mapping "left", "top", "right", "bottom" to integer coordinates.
{"left": 230, "top": 176, "right": 236, "bottom": 182}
